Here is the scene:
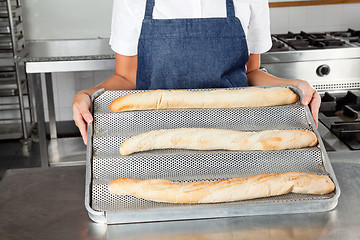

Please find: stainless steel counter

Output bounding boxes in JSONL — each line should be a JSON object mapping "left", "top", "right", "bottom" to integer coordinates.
{"left": 20, "top": 39, "right": 115, "bottom": 73}
{"left": 19, "top": 38, "right": 115, "bottom": 61}
{"left": 0, "top": 152, "right": 359, "bottom": 240}
{"left": 18, "top": 39, "right": 116, "bottom": 167}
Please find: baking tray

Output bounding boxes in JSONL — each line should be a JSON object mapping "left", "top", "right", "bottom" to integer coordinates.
{"left": 85, "top": 86, "right": 340, "bottom": 224}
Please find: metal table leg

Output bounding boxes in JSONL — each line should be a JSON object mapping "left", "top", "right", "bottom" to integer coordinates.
{"left": 15, "top": 62, "right": 28, "bottom": 139}
{"left": 45, "top": 73, "right": 57, "bottom": 139}
{"left": 29, "top": 73, "right": 49, "bottom": 167}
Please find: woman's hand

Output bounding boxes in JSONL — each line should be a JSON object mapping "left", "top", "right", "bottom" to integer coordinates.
{"left": 71, "top": 54, "right": 136, "bottom": 144}
{"left": 73, "top": 91, "right": 93, "bottom": 145}
{"left": 292, "top": 79, "right": 321, "bottom": 127}
{"left": 245, "top": 54, "right": 321, "bottom": 127}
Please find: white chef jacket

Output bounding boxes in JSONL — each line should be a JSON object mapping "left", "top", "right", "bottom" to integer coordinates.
{"left": 110, "top": 0, "right": 272, "bottom": 56}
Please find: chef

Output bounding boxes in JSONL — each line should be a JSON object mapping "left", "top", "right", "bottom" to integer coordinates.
{"left": 73, "top": 0, "right": 320, "bottom": 144}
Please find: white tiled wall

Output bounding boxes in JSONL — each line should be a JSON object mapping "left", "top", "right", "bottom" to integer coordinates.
{"left": 37, "top": 3, "right": 360, "bottom": 122}
{"left": 41, "top": 70, "right": 114, "bottom": 122}
{"left": 22, "top": 0, "right": 112, "bottom": 40}
{"left": 270, "top": 3, "right": 360, "bottom": 34}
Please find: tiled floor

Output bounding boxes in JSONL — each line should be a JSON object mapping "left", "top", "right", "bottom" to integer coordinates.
{"left": 0, "top": 121, "right": 80, "bottom": 180}
{"left": 0, "top": 139, "right": 41, "bottom": 180}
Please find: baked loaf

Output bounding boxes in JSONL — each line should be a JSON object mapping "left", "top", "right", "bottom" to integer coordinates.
{"left": 109, "top": 172, "right": 335, "bottom": 203}
{"left": 120, "top": 128, "right": 318, "bottom": 155}
{"left": 110, "top": 87, "right": 298, "bottom": 112}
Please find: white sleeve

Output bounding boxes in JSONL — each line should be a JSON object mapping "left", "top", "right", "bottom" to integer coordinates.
{"left": 109, "top": 0, "right": 146, "bottom": 56}
{"left": 247, "top": 0, "right": 272, "bottom": 54}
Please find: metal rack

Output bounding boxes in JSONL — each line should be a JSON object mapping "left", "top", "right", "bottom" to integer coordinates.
{"left": 85, "top": 87, "right": 340, "bottom": 224}
{"left": 0, "top": 0, "right": 34, "bottom": 141}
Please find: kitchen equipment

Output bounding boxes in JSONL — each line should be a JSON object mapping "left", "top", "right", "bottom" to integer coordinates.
{"left": 261, "top": 29, "right": 360, "bottom": 91}
{"left": 261, "top": 29, "right": 360, "bottom": 152}
{"left": 0, "top": 4, "right": 21, "bottom": 18}
{"left": 319, "top": 90, "right": 360, "bottom": 150}
{"left": 85, "top": 86, "right": 339, "bottom": 224}
{"left": 0, "top": 0, "right": 33, "bottom": 141}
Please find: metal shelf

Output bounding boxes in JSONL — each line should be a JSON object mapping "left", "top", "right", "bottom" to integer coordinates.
{"left": 0, "top": 79, "right": 17, "bottom": 89}
{"left": 0, "top": 117, "right": 20, "bottom": 121}
{"left": 0, "top": 49, "right": 13, "bottom": 57}
{"left": 0, "top": 65, "right": 14, "bottom": 71}
{"left": 0, "top": 102, "right": 30, "bottom": 109}
{"left": 0, "top": 0, "right": 16, "bottom": 5}
{"left": 0, "top": 78, "right": 26, "bottom": 89}
{"left": 0, "top": 21, "right": 23, "bottom": 34}
{"left": 0, "top": 107, "right": 30, "bottom": 112}
{"left": 0, "top": 80, "right": 27, "bottom": 96}
{"left": 0, "top": 0, "right": 34, "bottom": 141}
{"left": 0, "top": 122, "right": 34, "bottom": 140}
{"left": 0, "top": 6, "right": 21, "bottom": 18}
{"left": 0, "top": 72, "right": 15, "bottom": 80}
{"left": 0, "top": 91, "right": 30, "bottom": 97}
{"left": 0, "top": 57, "right": 14, "bottom": 66}
{"left": 0, "top": 35, "right": 24, "bottom": 50}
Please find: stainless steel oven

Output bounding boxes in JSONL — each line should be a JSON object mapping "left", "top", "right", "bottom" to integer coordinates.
{"left": 261, "top": 29, "right": 360, "bottom": 153}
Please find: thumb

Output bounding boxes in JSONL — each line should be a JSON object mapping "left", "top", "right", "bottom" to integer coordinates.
{"left": 78, "top": 104, "right": 93, "bottom": 123}
{"left": 83, "top": 112, "right": 93, "bottom": 124}
{"left": 301, "top": 90, "right": 313, "bottom": 106}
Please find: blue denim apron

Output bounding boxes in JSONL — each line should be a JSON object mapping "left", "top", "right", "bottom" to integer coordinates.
{"left": 136, "top": 0, "right": 249, "bottom": 90}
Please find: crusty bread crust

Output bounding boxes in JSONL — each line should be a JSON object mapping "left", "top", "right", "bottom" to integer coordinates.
{"left": 120, "top": 128, "right": 318, "bottom": 155}
{"left": 110, "top": 87, "right": 298, "bottom": 112}
{"left": 109, "top": 172, "right": 335, "bottom": 203}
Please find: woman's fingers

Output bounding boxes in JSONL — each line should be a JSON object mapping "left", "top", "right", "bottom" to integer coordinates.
{"left": 294, "top": 79, "right": 321, "bottom": 128}
{"left": 309, "top": 91, "right": 321, "bottom": 128}
{"left": 73, "top": 107, "right": 88, "bottom": 145}
{"left": 73, "top": 92, "right": 93, "bottom": 145}
{"left": 78, "top": 101, "right": 93, "bottom": 124}
{"left": 300, "top": 85, "right": 313, "bottom": 106}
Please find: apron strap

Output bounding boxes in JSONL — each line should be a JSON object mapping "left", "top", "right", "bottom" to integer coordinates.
{"left": 144, "top": 0, "right": 155, "bottom": 19}
{"left": 144, "top": 0, "right": 236, "bottom": 19}
{"left": 226, "top": 0, "right": 236, "bottom": 18}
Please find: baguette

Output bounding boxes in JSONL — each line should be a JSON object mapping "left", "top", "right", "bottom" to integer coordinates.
{"left": 109, "top": 172, "right": 335, "bottom": 203}
{"left": 110, "top": 87, "right": 298, "bottom": 112}
{"left": 120, "top": 128, "right": 318, "bottom": 155}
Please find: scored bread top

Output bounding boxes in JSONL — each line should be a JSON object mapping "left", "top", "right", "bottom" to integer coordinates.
{"left": 119, "top": 128, "right": 318, "bottom": 156}
{"left": 108, "top": 172, "right": 335, "bottom": 204}
{"left": 110, "top": 87, "right": 298, "bottom": 112}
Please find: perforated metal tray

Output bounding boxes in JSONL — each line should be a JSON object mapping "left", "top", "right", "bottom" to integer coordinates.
{"left": 85, "top": 86, "right": 340, "bottom": 224}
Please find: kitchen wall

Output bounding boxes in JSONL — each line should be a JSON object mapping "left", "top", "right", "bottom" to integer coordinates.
{"left": 22, "top": 0, "right": 113, "bottom": 40}
{"left": 2, "top": 2, "right": 359, "bottom": 122}
{"left": 21, "top": 1, "right": 360, "bottom": 40}
{"left": 39, "top": 71, "right": 114, "bottom": 122}
{"left": 269, "top": 3, "right": 360, "bottom": 34}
